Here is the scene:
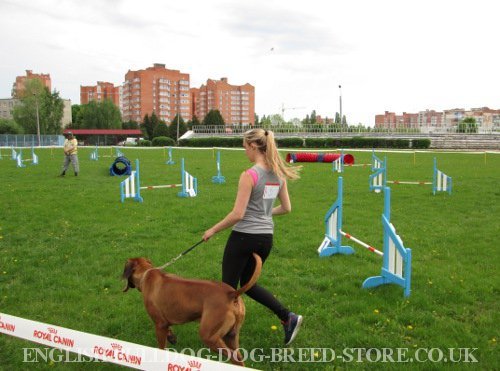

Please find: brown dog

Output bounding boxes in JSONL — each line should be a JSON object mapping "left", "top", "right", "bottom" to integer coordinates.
{"left": 122, "top": 254, "right": 262, "bottom": 366}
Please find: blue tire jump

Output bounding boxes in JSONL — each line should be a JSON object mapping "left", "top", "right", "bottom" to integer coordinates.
{"left": 110, "top": 156, "right": 132, "bottom": 176}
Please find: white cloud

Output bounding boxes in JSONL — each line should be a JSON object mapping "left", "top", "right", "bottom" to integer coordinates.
{"left": 0, "top": 0, "right": 499, "bottom": 125}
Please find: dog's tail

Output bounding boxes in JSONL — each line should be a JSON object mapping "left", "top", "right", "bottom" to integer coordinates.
{"left": 230, "top": 253, "right": 263, "bottom": 298}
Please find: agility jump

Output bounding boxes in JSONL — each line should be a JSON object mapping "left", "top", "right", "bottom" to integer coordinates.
{"left": 91, "top": 146, "right": 123, "bottom": 161}
{"left": 369, "top": 151, "right": 452, "bottom": 195}
{"left": 332, "top": 149, "right": 371, "bottom": 173}
{"left": 318, "top": 176, "right": 412, "bottom": 297}
{"left": 16, "top": 147, "right": 39, "bottom": 168}
{"left": 121, "top": 158, "right": 197, "bottom": 202}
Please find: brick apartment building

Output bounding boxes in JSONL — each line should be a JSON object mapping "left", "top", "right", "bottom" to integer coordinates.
{"left": 80, "top": 81, "right": 121, "bottom": 107}
{"left": 12, "top": 70, "right": 51, "bottom": 98}
{"left": 376, "top": 107, "right": 500, "bottom": 132}
{"left": 191, "top": 78, "right": 255, "bottom": 125}
{"left": 121, "top": 63, "right": 191, "bottom": 123}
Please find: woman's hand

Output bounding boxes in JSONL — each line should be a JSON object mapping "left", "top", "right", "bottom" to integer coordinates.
{"left": 203, "top": 228, "right": 216, "bottom": 241}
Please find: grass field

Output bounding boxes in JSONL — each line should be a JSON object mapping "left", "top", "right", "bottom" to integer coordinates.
{"left": 0, "top": 146, "right": 498, "bottom": 370}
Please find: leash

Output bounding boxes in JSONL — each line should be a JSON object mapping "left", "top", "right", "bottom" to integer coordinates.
{"left": 156, "top": 239, "right": 205, "bottom": 270}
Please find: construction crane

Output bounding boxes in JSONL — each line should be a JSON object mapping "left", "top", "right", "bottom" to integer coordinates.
{"left": 281, "top": 103, "right": 306, "bottom": 118}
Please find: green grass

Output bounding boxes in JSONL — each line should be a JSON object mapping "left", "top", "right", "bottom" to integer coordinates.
{"left": 0, "top": 147, "right": 498, "bottom": 370}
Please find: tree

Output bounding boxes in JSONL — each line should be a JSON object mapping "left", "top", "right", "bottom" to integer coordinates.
{"left": 153, "top": 121, "right": 169, "bottom": 138}
{"left": 310, "top": 110, "right": 317, "bottom": 125}
{"left": 12, "top": 79, "right": 64, "bottom": 135}
{"left": 142, "top": 114, "right": 154, "bottom": 140}
{"left": 122, "top": 120, "right": 139, "bottom": 130}
{"left": 254, "top": 113, "right": 260, "bottom": 126}
{"left": 261, "top": 115, "right": 272, "bottom": 128}
{"left": 71, "top": 104, "right": 81, "bottom": 124}
{"left": 74, "top": 100, "right": 121, "bottom": 129}
{"left": 168, "top": 114, "right": 187, "bottom": 141}
{"left": 187, "top": 114, "right": 201, "bottom": 129}
{"left": 457, "top": 117, "right": 478, "bottom": 133}
{"left": 202, "top": 109, "right": 225, "bottom": 126}
{"left": 0, "top": 118, "right": 23, "bottom": 134}
{"left": 270, "top": 114, "right": 285, "bottom": 126}
{"left": 334, "top": 112, "right": 341, "bottom": 124}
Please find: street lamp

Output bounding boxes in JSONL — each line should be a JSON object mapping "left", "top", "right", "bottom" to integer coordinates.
{"left": 33, "top": 93, "right": 41, "bottom": 146}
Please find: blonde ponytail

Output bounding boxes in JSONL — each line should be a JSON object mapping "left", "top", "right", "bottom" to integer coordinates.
{"left": 243, "top": 129, "right": 300, "bottom": 180}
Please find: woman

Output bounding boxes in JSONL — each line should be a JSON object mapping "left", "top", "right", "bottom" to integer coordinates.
{"left": 203, "top": 128, "right": 302, "bottom": 345}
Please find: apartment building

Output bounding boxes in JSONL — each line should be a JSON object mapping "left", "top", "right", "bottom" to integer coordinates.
{"left": 418, "top": 109, "right": 444, "bottom": 129}
{"left": 12, "top": 70, "right": 51, "bottom": 98}
{"left": 122, "top": 63, "right": 191, "bottom": 123}
{"left": 191, "top": 78, "right": 255, "bottom": 125}
{"left": 80, "top": 81, "right": 121, "bottom": 107}
{"left": 376, "top": 107, "right": 499, "bottom": 132}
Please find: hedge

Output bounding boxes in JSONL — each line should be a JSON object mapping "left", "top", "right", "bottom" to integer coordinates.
{"left": 177, "top": 137, "right": 431, "bottom": 149}
{"left": 152, "top": 136, "right": 176, "bottom": 147}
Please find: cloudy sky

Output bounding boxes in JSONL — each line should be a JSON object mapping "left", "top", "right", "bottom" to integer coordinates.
{"left": 1, "top": 0, "right": 498, "bottom": 125}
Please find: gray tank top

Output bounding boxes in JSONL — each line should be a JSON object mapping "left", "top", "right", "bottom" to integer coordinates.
{"left": 233, "top": 165, "right": 283, "bottom": 234}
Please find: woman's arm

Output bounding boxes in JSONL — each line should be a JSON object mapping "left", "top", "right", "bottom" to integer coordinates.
{"left": 203, "top": 171, "right": 253, "bottom": 241}
{"left": 272, "top": 180, "right": 292, "bottom": 216}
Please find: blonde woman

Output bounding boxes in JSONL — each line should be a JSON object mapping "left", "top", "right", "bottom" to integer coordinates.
{"left": 203, "top": 129, "right": 302, "bottom": 345}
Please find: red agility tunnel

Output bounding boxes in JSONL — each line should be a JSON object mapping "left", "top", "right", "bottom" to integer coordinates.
{"left": 286, "top": 152, "right": 355, "bottom": 164}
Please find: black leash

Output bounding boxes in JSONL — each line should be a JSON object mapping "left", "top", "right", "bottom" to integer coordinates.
{"left": 156, "top": 239, "right": 205, "bottom": 270}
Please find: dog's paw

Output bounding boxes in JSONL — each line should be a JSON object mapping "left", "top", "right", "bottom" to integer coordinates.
{"left": 167, "top": 333, "right": 177, "bottom": 345}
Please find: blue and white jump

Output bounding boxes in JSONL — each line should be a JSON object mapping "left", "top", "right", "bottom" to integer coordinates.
{"left": 120, "top": 159, "right": 144, "bottom": 203}
{"left": 91, "top": 146, "right": 123, "bottom": 161}
{"left": 120, "top": 158, "right": 197, "bottom": 202}
{"left": 332, "top": 149, "right": 370, "bottom": 173}
{"left": 177, "top": 158, "right": 198, "bottom": 197}
{"left": 369, "top": 151, "right": 452, "bottom": 195}
{"left": 16, "top": 147, "right": 39, "bottom": 168}
{"left": 318, "top": 176, "right": 412, "bottom": 297}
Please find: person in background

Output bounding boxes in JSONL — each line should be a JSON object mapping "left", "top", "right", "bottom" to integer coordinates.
{"left": 202, "top": 128, "right": 303, "bottom": 345}
{"left": 60, "top": 131, "right": 79, "bottom": 176}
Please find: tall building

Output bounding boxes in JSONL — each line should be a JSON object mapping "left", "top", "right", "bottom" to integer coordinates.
{"left": 191, "top": 78, "right": 255, "bottom": 125}
{"left": 80, "top": 81, "right": 121, "bottom": 107}
{"left": 12, "top": 70, "right": 51, "bottom": 98}
{"left": 122, "top": 63, "right": 191, "bottom": 123}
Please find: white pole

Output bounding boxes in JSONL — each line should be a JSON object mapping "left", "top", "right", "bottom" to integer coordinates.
{"left": 339, "top": 230, "right": 384, "bottom": 256}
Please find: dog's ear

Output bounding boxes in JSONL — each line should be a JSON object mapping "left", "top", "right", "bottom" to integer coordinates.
{"left": 122, "top": 259, "right": 137, "bottom": 292}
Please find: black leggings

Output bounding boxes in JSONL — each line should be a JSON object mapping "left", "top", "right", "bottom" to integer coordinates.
{"left": 222, "top": 230, "right": 289, "bottom": 321}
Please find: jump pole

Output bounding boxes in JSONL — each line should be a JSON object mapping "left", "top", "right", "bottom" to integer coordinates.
{"left": 318, "top": 176, "right": 412, "bottom": 297}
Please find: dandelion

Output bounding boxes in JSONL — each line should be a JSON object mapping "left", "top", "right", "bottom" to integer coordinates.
{"left": 373, "top": 309, "right": 379, "bottom": 314}
{"left": 271, "top": 325, "right": 277, "bottom": 331}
